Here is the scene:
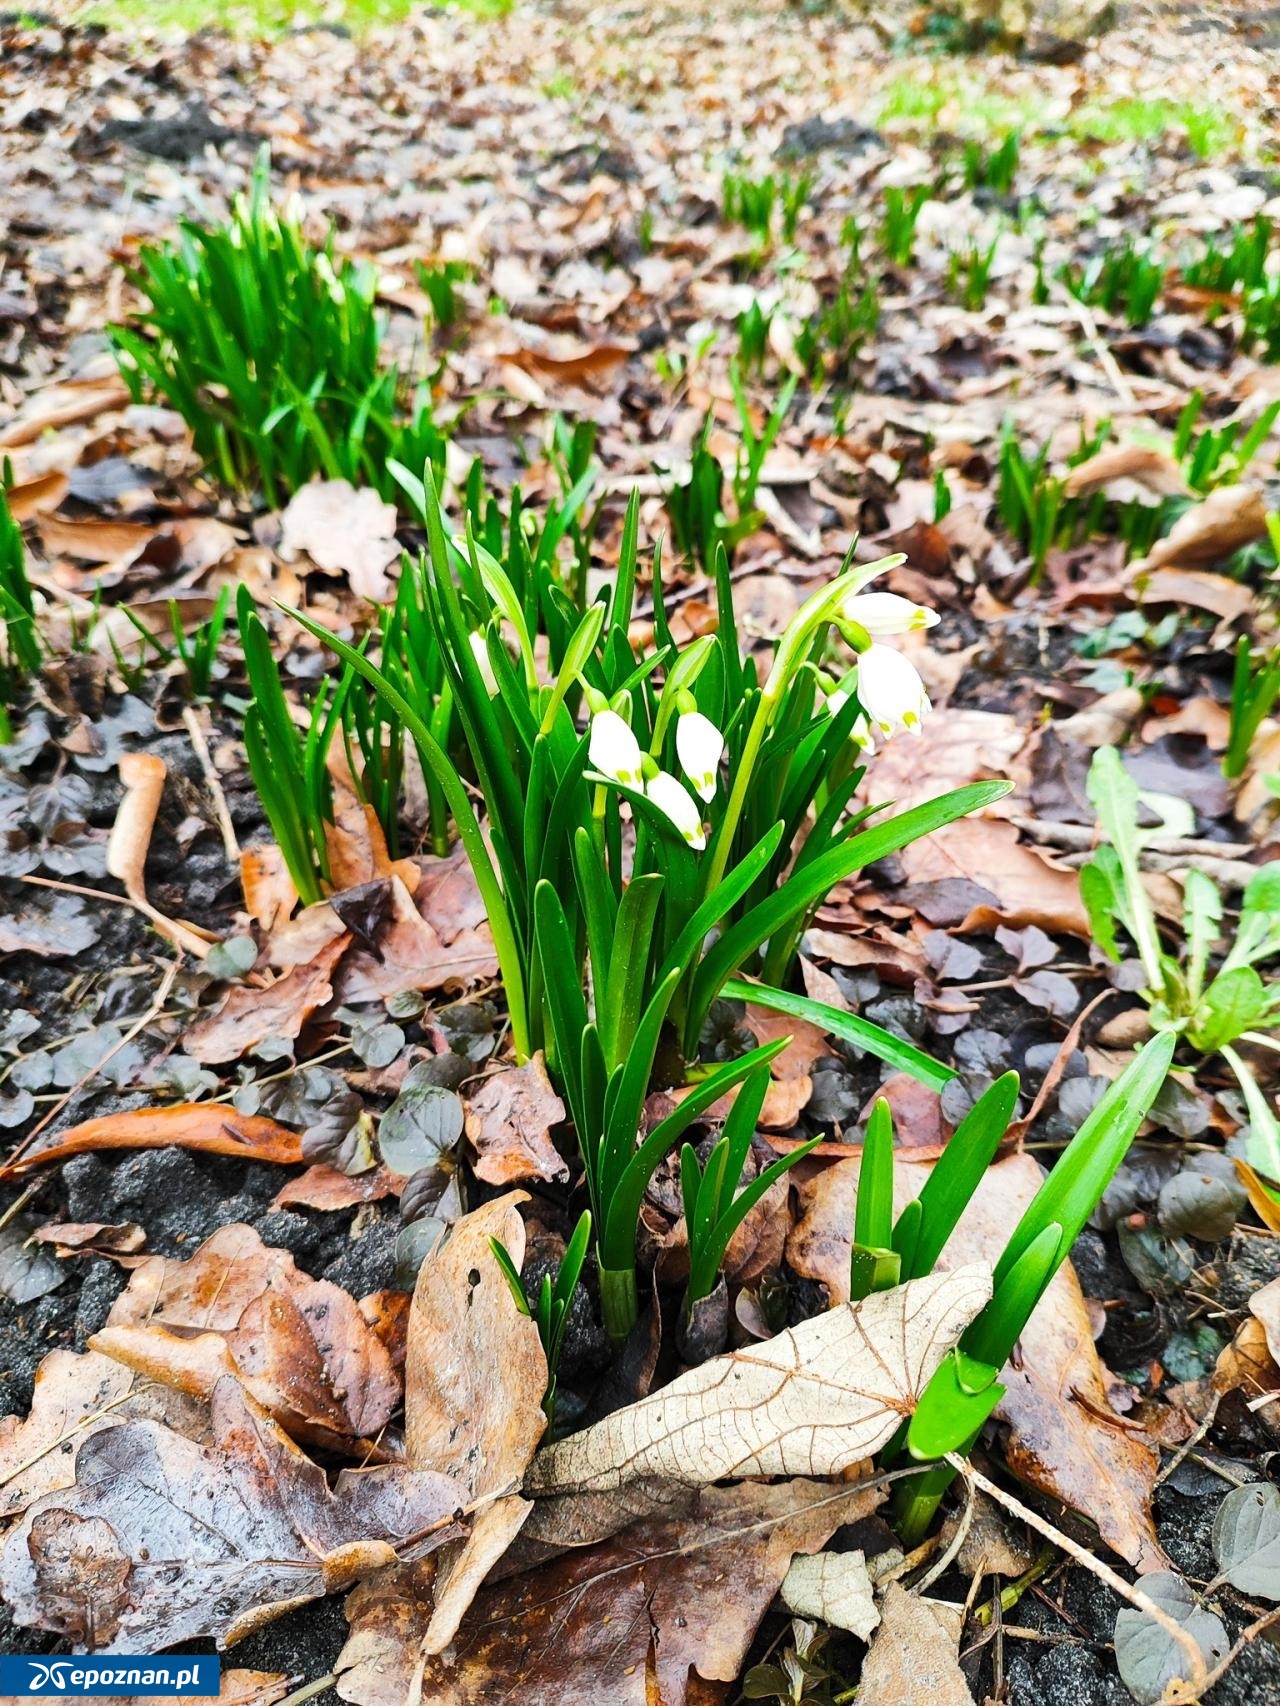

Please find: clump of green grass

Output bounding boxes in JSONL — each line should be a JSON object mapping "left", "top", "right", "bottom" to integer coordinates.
{"left": 961, "top": 132, "right": 1019, "bottom": 195}
{"left": 1058, "top": 238, "right": 1165, "bottom": 327}
{"left": 880, "top": 184, "right": 930, "bottom": 267}
{"left": 1070, "top": 96, "right": 1238, "bottom": 158}
{"left": 111, "top": 148, "right": 446, "bottom": 507}
{"left": 69, "top": 0, "right": 510, "bottom": 36}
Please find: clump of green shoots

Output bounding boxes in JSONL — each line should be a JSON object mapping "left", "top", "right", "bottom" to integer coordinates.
{"left": 737, "top": 299, "right": 773, "bottom": 376}
{"left": 236, "top": 586, "right": 345, "bottom": 907}
{"left": 289, "top": 470, "right": 1009, "bottom": 1338}
{"left": 889, "top": 1034, "right": 1174, "bottom": 1541}
{"left": 996, "top": 422, "right": 1065, "bottom": 579}
{"left": 1226, "top": 636, "right": 1280, "bottom": 780}
{"left": 491, "top": 1209, "right": 592, "bottom": 1429}
{"left": 948, "top": 233, "right": 1000, "bottom": 311}
{"left": 111, "top": 147, "right": 446, "bottom": 507}
{"left": 416, "top": 258, "right": 472, "bottom": 332}
{"left": 0, "top": 466, "right": 42, "bottom": 743}
{"left": 1173, "top": 390, "right": 1280, "bottom": 493}
{"left": 1082, "top": 746, "right": 1280, "bottom": 1185}
{"left": 795, "top": 272, "right": 879, "bottom": 379}
{"left": 1058, "top": 238, "right": 1165, "bottom": 327}
{"left": 680, "top": 1068, "right": 819, "bottom": 1317}
{"left": 722, "top": 169, "right": 812, "bottom": 246}
{"left": 962, "top": 132, "right": 1019, "bottom": 195}
{"left": 880, "top": 184, "right": 930, "bottom": 267}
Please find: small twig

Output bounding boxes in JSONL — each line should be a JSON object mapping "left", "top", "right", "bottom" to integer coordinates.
{"left": 266, "top": 1675, "right": 336, "bottom": 1706}
{"left": 944, "top": 1455, "right": 1209, "bottom": 1695}
{"left": 182, "top": 703, "right": 240, "bottom": 866}
{"left": 1012, "top": 987, "right": 1115, "bottom": 1145}
{"left": 914, "top": 1473, "right": 975, "bottom": 1594}
{"left": 1183, "top": 1605, "right": 1280, "bottom": 1700}
{"left": 0, "top": 1177, "right": 45, "bottom": 1237}
{"left": 4, "top": 957, "right": 181, "bottom": 1173}
{"left": 18, "top": 873, "right": 217, "bottom": 955}
{"left": 1155, "top": 1393, "right": 1221, "bottom": 1487}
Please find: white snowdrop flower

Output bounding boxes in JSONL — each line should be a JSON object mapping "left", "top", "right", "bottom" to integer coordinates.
{"left": 856, "top": 643, "right": 931, "bottom": 737}
{"left": 675, "top": 711, "right": 725, "bottom": 803}
{"left": 825, "top": 686, "right": 875, "bottom": 752}
{"left": 589, "top": 709, "right": 645, "bottom": 788}
{"left": 840, "top": 591, "right": 940, "bottom": 636}
{"left": 469, "top": 632, "right": 499, "bottom": 696}
{"left": 646, "top": 770, "right": 706, "bottom": 849}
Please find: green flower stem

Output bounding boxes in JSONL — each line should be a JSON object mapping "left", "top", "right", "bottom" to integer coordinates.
{"left": 890, "top": 1421, "right": 985, "bottom": 1548}
{"left": 598, "top": 1260, "right": 638, "bottom": 1343}
{"left": 704, "top": 558, "right": 894, "bottom": 895}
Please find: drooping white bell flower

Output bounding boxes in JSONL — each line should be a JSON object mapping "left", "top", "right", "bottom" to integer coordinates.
{"left": 676, "top": 710, "right": 725, "bottom": 802}
{"left": 825, "top": 680, "right": 875, "bottom": 752}
{"left": 855, "top": 643, "right": 931, "bottom": 737}
{"left": 840, "top": 591, "right": 940, "bottom": 637}
{"left": 588, "top": 709, "right": 645, "bottom": 788}
{"left": 646, "top": 770, "right": 707, "bottom": 849}
{"left": 469, "top": 632, "right": 499, "bottom": 696}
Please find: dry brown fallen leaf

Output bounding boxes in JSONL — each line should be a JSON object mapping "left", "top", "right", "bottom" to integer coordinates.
{"left": 32, "top": 1221, "right": 146, "bottom": 1259}
{"left": 1128, "top": 483, "right": 1268, "bottom": 574}
{"left": 902, "top": 817, "right": 1090, "bottom": 939}
{"left": 858, "top": 1582, "right": 974, "bottom": 1706}
{"left": 786, "top": 1155, "right": 1162, "bottom": 1569}
{"left": 0, "top": 375, "right": 131, "bottom": 447}
{"left": 271, "top": 1162, "right": 403, "bottom": 1212}
{"left": 91, "top": 1223, "right": 399, "bottom": 1453}
{"left": 1063, "top": 443, "right": 1186, "bottom": 501}
{"left": 0, "top": 1104, "right": 305, "bottom": 1176}
{"left": 404, "top": 1194, "right": 548, "bottom": 1653}
{"left": 5, "top": 468, "right": 70, "bottom": 520}
{"left": 37, "top": 514, "right": 159, "bottom": 565}
{"left": 503, "top": 339, "right": 635, "bottom": 387}
{"left": 335, "top": 866, "right": 499, "bottom": 1004}
{"left": 336, "top": 1478, "right": 882, "bottom": 1706}
{"left": 464, "top": 1055, "right": 568, "bottom": 1186}
{"left": 0, "top": 1351, "right": 135, "bottom": 1522}
{"left": 527, "top": 1266, "right": 989, "bottom": 1498}
{"left": 0, "top": 1377, "right": 462, "bottom": 1652}
{"left": 1136, "top": 566, "right": 1254, "bottom": 622}
{"left": 278, "top": 479, "right": 402, "bottom": 603}
{"left": 859, "top": 707, "right": 1025, "bottom": 819}
{"left": 106, "top": 752, "right": 213, "bottom": 959}
{"left": 183, "top": 931, "right": 350, "bottom": 1063}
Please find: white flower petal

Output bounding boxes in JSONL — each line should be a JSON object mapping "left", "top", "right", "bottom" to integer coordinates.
{"left": 646, "top": 770, "right": 707, "bottom": 849}
{"left": 841, "top": 591, "right": 940, "bottom": 636}
{"left": 589, "top": 709, "right": 645, "bottom": 787}
{"left": 675, "top": 711, "right": 724, "bottom": 803}
{"left": 855, "top": 643, "right": 931, "bottom": 738}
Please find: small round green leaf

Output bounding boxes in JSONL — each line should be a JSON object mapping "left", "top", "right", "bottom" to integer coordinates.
{"left": 1114, "top": 1572, "right": 1227, "bottom": 1706}
{"left": 1212, "top": 1482, "right": 1280, "bottom": 1600}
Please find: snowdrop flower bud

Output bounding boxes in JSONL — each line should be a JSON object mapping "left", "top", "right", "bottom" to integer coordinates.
{"left": 840, "top": 591, "right": 939, "bottom": 637}
{"left": 646, "top": 771, "right": 706, "bottom": 849}
{"left": 469, "top": 632, "right": 499, "bottom": 696}
{"left": 675, "top": 711, "right": 724, "bottom": 802}
{"left": 589, "top": 709, "right": 645, "bottom": 787}
{"left": 856, "top": 643, "right": 931, "bottom": 737}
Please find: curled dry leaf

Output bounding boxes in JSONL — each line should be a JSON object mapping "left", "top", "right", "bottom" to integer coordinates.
{"left": 527, "top": 1266, "right": 990, "bottom": 1498}
{"left": 902, "top": 817, "right": 1090, "bottom": 939}
{"left": 1062, "top": 443, "right": 1186, "bottom": 501}
{"left": 464, "top": 1054, "right": 569, "bottom": 1186}
{"left": 271, "top": 1163, "right": 403, "bottom": 1212}
{"left": 91, "top": 1224, "right": 400, "bottom": 1453}
{"left": 183, "top": 932, "right": 350, "bottom": 1064}
{"left": 335, "top": 866, "right": 498, "bottom": 1005}
{"left": 780, "top": 1549, "right": 879, "bottom": 1639}
{"left": 404, "top": 1194, "right": 548, "bottom": 1653}
{"left": 32, "top": 1221, "right": 146, "bottom": 1259}
{"left": 1129, "top": 483, "right": 1268, "bottom": 574}
{"left": 0, "top": 1104, "right": 305, "bottom": 1177}
{"left": 858, "top": 1582, "right": 974, "bottom": 1706}
{"left": 336, "top": 1478, "right": 882, "bottom": 1706}
{"left": 1137, "top": 567, "right": 1255, "bottom": 623}
{"left": 0, "top": 1378, "right": 462, "bottom": 1652}
{"left": 787, "top": 1155, "right": 1162, "bottom": 1569}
